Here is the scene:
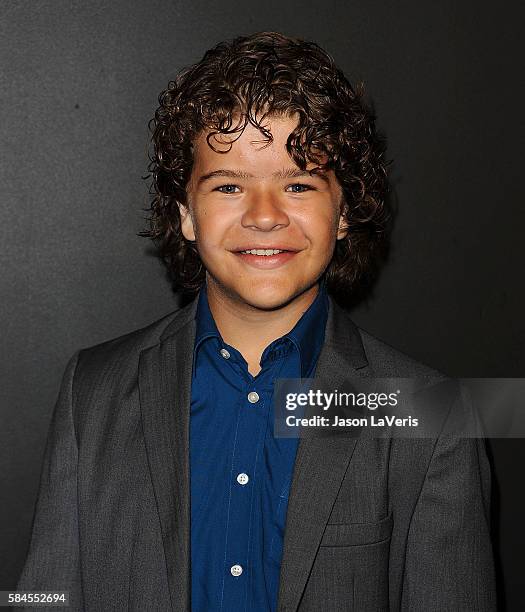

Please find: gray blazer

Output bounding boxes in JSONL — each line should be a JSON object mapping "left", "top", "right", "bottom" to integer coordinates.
{"left": 18, "top": 293, "right": 496, "bottom": 611}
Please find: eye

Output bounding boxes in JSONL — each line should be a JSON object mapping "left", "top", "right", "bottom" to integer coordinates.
{"left": 215, "top": 184, "right": 240, "bottom": 194}
{"left": 286, "top": 183, "right": 313, "bottom": 193}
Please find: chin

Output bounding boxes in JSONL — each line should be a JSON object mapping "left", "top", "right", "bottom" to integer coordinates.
{"left": 233, "top": 282, "right": 307, "bottom": 311}
{"left": 241, "top": 295, "right": 293, "bottom": 311}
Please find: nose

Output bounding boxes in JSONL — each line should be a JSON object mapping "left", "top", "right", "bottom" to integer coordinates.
{"left": 241, "top": 190, "right": 290, "bottom": 231}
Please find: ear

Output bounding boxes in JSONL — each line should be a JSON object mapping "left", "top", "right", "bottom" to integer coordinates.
{"left": 179, "top": 203, "right": 196, "bottom": 242}
{"left": 336, "top": 202, "right": 349, "bottom": 240}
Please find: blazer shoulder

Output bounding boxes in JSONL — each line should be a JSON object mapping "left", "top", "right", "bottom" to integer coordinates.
{"left": 73, "top": 303, "right": 193, "bottom": 382}
{"left": 357, "top": 327, "right": 445, "bottom": 379}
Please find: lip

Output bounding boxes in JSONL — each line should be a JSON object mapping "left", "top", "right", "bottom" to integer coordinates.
{"left": 232, "top": 250, "right": 298, "bottom": 269}
{"left": 231, "top": 246, "right": 300, "bottom": 253}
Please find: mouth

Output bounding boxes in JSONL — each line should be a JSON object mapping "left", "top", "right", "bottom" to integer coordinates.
{"left": 236, "top": 248, "right": 293, "bottom": 255}
{"left": 231, "top": 247, "right": 300, "bottom": 269}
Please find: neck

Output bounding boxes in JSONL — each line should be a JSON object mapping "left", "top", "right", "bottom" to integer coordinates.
{"left": 205, "top": 278, "right": 320, "bottom": 373}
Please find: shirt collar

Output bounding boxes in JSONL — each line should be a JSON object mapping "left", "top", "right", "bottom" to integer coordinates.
{"left": 192, "top": 277, "right": 329, "bottom": 378}
{"left": 192, "top": 283, "right": 220, "bottom": 376}
{"left": 280, "top": 277, "right": 329, "bottom": 377}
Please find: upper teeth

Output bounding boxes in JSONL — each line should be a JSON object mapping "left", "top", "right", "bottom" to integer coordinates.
{"left": 240, "top": 249, "right": 285, "bottom": 255}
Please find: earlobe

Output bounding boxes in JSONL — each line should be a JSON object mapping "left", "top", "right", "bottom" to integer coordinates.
{"left": 179, "top": 204, "right": 196, "bottom": 242}
{"left": 337, "top": 213, "right": 349, "bottom": 240}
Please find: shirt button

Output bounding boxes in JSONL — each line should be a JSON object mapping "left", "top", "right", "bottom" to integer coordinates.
{"left": 230, "top": 564, "right": 243, "bottom": 577}
{"left": 236, "top": 473, "right": 249, "bottom": 485}
{"left": 247, "top": 391, "right": 259, "bottom": 403}
{"left": 220, "top": 348, "right": 230, "bottom": 359}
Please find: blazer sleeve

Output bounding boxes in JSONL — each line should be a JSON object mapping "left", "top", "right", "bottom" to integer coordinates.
{"left": 17, "top": 351, "right": 83, "bottom": 611}
{"left": 400, "top": 390, "right": 497, "bottom": 611}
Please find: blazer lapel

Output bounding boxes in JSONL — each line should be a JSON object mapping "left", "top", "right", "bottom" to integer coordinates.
{"left": 138, "top": 297, "right": 198, "bottom": 612}
{"left": 277, "top": 296, "right": 370, "bottom": 612}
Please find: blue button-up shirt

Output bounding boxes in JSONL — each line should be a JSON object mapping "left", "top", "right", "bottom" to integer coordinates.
{"left": 190, "top": 280, "right": 329, "bottom": 612}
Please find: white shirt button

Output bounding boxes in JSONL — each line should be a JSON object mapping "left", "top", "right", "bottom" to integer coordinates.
{"left": 247, "top": 391, "right": 259, "bottom": 403}
{"left": 237, "top": 473, "right": 249, "bottom": 485}
{"left": 230, "top": 564, "right": 243, "bottom": 577}
{"left": 220, "top": 348, "right": 230, "bottom": 359}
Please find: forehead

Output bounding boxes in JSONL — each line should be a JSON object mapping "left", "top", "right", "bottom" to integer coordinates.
{"left": 192, "top": 114, "right": 326, "bottom": 172}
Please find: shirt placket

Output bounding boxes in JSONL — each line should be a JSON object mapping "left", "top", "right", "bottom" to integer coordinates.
{"left": 220, "top": 354, "right": 272, "bottom": 611}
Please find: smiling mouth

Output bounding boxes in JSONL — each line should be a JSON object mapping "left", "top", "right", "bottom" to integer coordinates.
{"left": 232, "top": 249, "right": 299, "bottom": 269}
{"left": 237, "top": 248, "right": 290, "bottom": 255}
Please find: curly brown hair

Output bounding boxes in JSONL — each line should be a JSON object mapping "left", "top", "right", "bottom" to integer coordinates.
{"left": 141, "top": 31, "right": 390, "bottom": 305}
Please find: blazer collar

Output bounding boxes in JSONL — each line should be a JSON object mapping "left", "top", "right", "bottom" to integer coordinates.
{"left": 159, "top": 295, "right": 199, "bottom": 342}
{"left": 139, "top": 291, "right": 369, "bottom": 612}
{"left": 323, "top": 293, "right": 368, "bottom": 370}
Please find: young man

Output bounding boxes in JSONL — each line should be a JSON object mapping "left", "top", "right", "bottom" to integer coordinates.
{"left": 18, "top": 32, "right": 496, "bottom": 611}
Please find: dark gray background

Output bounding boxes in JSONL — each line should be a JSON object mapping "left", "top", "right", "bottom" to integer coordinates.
{"left": 1, "top": 0, "right": 524, "bottom": 609}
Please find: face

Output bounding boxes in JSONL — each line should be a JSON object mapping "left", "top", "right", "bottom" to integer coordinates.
{"left": 181, "top": 114, "right": 348, "bottom": 311}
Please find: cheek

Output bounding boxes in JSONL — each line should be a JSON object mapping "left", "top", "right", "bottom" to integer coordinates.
{"left": 193, "top": 207, "right": 225, "bottom": 247}
{"left": 296, "top": 208, "right": 339, "bottom": 245}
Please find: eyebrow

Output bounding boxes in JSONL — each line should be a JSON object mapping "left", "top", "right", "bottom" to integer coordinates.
{"left": 196, "top": 167, "right": 330, "bottom": 185}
